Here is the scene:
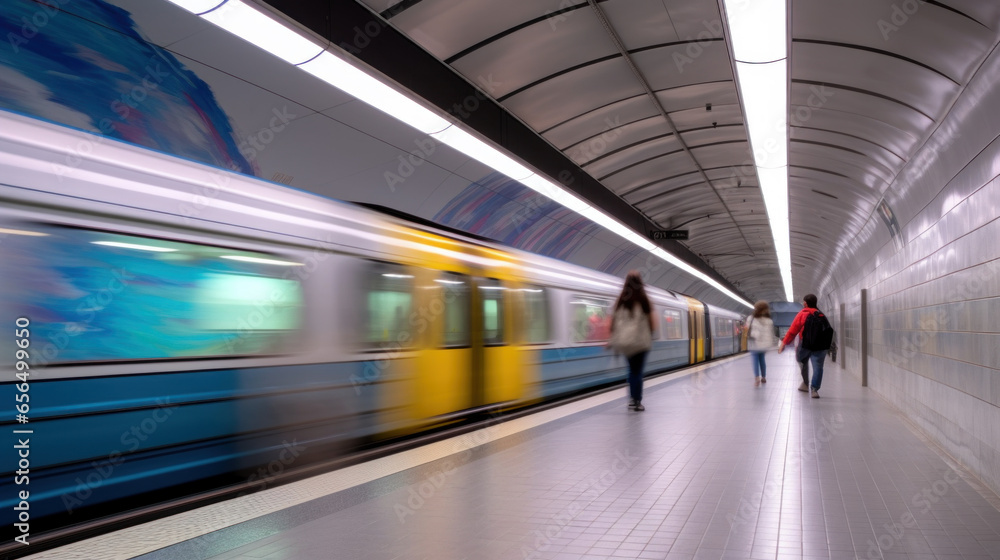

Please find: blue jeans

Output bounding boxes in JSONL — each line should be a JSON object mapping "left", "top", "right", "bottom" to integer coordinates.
{"left": 750, "top": 351, "right": 766, "bottom": 378}
{"left": 797, "top": 347, "right": 828, "bottom": 390}
{"left": 627, "top": 351, "right": 647, "bottom": 402}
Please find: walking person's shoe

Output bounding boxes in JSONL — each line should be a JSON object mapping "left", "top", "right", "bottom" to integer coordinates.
{"left": 754, "top": 377, "right": 760, "bottom": 387}
{"left": 760, "top": 377, "right": 766, "bottom": 384}
{"left": 634, "top": 402, "right": 645, "bottom": 411}
{"left": 627, "top": 399, "right": 637, "bottom": 409}
{"left": 811, "top": 388, "right": 820, "bottom": 398}
{"left": 798, "top": 382, "right": 809, "bottom": 392}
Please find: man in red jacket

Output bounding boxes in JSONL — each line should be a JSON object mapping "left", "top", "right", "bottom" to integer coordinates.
{"left": 778, "top": 294, "right": 828, "bottom": 398}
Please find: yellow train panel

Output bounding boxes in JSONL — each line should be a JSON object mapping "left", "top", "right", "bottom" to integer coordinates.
{"left": 416, "top": 348, "right": 473, "bottom": 417}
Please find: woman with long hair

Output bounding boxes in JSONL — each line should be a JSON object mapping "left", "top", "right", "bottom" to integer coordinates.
{"left": 609, "top": 271, "right": 656, "bottom": 411}
{"left": 746, "top": 300, "right": 777, "bottom": 386}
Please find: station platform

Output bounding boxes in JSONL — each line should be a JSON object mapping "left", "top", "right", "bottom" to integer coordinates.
{"left": 27, "top": 353, "right": 1000, "bottom": 560}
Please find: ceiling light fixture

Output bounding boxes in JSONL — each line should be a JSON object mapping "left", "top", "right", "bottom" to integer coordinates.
{"left": 92, "top": 241, "right": 177, "bottom": 252}
{"left": 202, "top": 1, "right": 323, "bottom": 64}
{"left": 722, "top": 0, "right": 793, "bottom": 302}
{"left": 163, "top": 0, "right": 752, "bottom": 309}
{"left": 0, "top": 227, "right": 49, "bottom": 237}
{"left": 220, "top": 255, "right": 303, "bottom": 266}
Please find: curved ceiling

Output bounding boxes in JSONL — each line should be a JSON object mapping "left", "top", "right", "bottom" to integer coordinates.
{"left": 322, "top": 0, "right": 1000, "bottom": 303}
{"left": 366, "top": 0, "right": 777, "bottom": 298}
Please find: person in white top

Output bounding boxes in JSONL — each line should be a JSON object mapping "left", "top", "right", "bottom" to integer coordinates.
{"left": 608, "top": 271, "right": 655, "bottom": 411}
{"left": 745, "top": 301, "right": 778, "bottom": 387}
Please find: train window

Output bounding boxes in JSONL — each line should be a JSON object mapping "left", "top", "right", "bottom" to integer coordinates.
{"left": 714, "top": 318, "right": 733, "bottom": 337}
{"left": 439, "top": 272, "right": 470, "bottom": 347}
{"left": 662, "top": 309, "right": 684, "bottom": 340}
{"left": 365, "top": 264, "right": 414, "bottom": 348}
{"left": 2, "top": 224, "right": 304, "bottom": 363}
{"left": 521, "top": 287, "right": 549, "bottom": 344}
{"left": 570, "top": 296, "right": 612, "bottom": 343}
{"left": 480, "top": 279, "right": 505, "bottom": 346}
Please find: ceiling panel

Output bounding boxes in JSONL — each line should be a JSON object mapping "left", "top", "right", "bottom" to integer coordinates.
{"left": 680, "top": 126, "right": 749, "bottom": 150}
{"left": 791, "top": 127, "right": 905, "bottom": 174}
{"left": 670, "top": 103, "right": 743, "bottom": 131}
{"left": 450, "top": 13, "right": 619, "bottom": 99}
{"left": 631, "top": 43, "right": 734, "bottom": 92}
{"left": 794, "top": 0, "right": 995, "bottom": 83}
{"left": 502, "top": 58, "right": 644, "bottom": 131}
{"left": 654, "top": 81, "right": 739, "bottom": 113}
{"left": 542, "top": 94, "right": 658, "bottom": 149}
{"left": 788, "top": 105, "right": 919, "bottom": 159}
{"left": 642, "top": 189, "right": 727, "bottom": 219}
{"left": 689, "top": 143, "right": 751, "bottom": 170}
{"left": 661, "top": 0, "right": 726, "bottom": 39}
{"left": 582, "top": 135, "right": 681, "bottom": 178}
{"left": 792, "top": 42, "right": 961, "bottom": 118}
{"left": 791, "top": 141, "right": 896, "bottom": 186}
{"left": 790, "top": 151, "right": 891, "bottom": 192}
{"left": 789, "top": 172, "right": 880, "bottom": 208}
{"left": 623, "top": 172, "right": 703, "bottom": 204}
{"left": 567, "top": 116, "right": 673, "bottom": 166}
{"left": 705, "top": 167, "right": 757, "bottom": 186}
{"left": 374, "top": 0, "right": 586, "bottom": 60}
{"left": 939, "top": 0, "right": 1000, "bottom": 29}
{"left": 788, "top": 82, "right": 933, "bottom": 138}
{"left": 600, "top": 151, "right": 696, "bottom": 193}
{"left": 599, "top": 0, "right": 682, "bottom": 50}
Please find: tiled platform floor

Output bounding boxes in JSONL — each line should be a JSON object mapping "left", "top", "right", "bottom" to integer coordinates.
{"left": 127, "top": 354, "right": 1000, "bottom": 559}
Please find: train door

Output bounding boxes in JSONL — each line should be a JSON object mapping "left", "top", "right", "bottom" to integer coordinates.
{"left": 687, "top": 309, "right": 696, "bottom": 364}
{"left": 413, "top": 269, "right": 474, "bottom": 420}
{"left": 705, "top": 306, "right": 713, "bottom": 360}
{"left": 684, "top": 297, "right": 706, "bottom": 363}
{"left": 475, "top": 277, "right": 521, "bottom": 407}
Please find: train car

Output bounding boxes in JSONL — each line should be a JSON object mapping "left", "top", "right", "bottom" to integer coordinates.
{"left": 0, "top": 111, "right": 745, "bottom": 536}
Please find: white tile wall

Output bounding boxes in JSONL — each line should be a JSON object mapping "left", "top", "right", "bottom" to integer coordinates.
{"left": 825, "top": 42, "right": 1000, "bottom": 499}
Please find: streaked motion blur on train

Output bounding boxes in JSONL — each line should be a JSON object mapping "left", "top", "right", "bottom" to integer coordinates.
{"left": 0, "top": 111, "right": 745, "bottom": 537}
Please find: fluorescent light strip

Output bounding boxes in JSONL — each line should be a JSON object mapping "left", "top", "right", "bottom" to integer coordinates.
{"left": 724, "top": 0, "right": 793, "bottom": 302}
{"left": 299, "top": 52, "right": 451, "bottom": 134}
{"left": 0, "top": 227, "right": 49, "bottom": 237}
{"left": 163, "top": 0, "right": 752, "bottom": 309}
{"left": 736, "top": 61, "right": 787, "bottom": 170}
{"left": 725, "top": 0, "right": 786, "bottom": 63}
{"left": 203, "top": 1, "right": 324, "bottom": 64}
{"left": 430, "top": 126, "right": 532, "bottom": 180}
{"left": 92, "top": 241, "right": 177, "bottom": 252}
{"left": 221, "top": 255, "right": 303, "bottom": 266}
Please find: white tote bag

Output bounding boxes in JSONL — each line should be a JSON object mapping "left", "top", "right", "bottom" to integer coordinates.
{"left": 610, "top": 306, "right": 652, "bottom": 357}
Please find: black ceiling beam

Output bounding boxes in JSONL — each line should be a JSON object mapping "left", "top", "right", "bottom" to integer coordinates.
{"left": 262, "top": 0, "right": 749, "bottom": 301}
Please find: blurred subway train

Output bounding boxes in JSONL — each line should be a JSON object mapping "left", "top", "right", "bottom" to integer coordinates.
{"left": 0, "top": 111, "right": 746, "bottom": 536}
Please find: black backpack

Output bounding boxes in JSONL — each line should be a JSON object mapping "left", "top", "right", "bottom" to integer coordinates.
{"left": 801, "top": 310, "right": 834, "bottom": 351}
